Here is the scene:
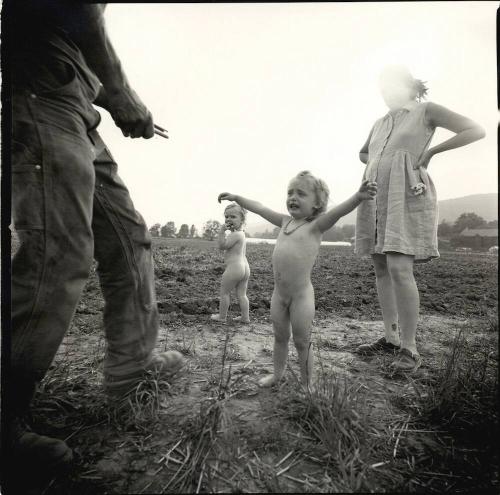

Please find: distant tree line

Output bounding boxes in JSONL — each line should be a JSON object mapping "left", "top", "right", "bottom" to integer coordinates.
{"left": 149, "top": 220, "right": 227, "bottom": 241}
{"left": 149, "top": 212, "right": 496, "bottom": 243}
{"left": 438, "top": 212, "right": 497, "bottom": 237}
{"left": 149, "top": 222, "right": 198, "bottom": 239}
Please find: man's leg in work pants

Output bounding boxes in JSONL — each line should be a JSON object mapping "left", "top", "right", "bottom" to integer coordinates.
{"left": 90, "top": 130, "right": 162, "bottom": 394}
{"left": 9, "top": 93, "right": 96, "bottom": 475}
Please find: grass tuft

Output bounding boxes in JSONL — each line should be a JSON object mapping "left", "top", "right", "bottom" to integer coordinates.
{"left": 275, "top": 371, "right": 380, "bottom": 492}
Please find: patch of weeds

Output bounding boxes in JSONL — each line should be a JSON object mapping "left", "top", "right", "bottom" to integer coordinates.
{"left": 35, "top": 351, "right": 111, "bottom": 431}
{"left": 225, "top": 343, "right": 243, "bottom": 362}
{"left": 394, "top": 329, "right": 499, "bottom": 492}
{"left": 115, "top": 371, "right": 174, "bottom": 430}
{"left": 275, "top": 371, "right": 385, "bottom": 492}
{"left": 172, "top": 332, "right": 197, "bottom": 356}
{"left": 158, "top": 328, "right": 240, "bottom": 493}
{"left": 196, "top": 353, "right": 219, "bottom": 370}
{"left": 316, "top": 337, "right": 339, "bottom": 351}
{"left": 422, "top": 330, "right": 498, "bottom": 432}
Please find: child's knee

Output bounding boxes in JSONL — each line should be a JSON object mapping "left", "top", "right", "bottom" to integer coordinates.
{"left": 293, "top": 335, "right": 311, "bottom": 353}
{"left": 219, "top": 290, "right": 231, "bottom": 300}
{"left": 237, "top": 292, "right": 248, "bottom": 302}
{"left": 274, "top": 327, "right": 290, "bottom": 343}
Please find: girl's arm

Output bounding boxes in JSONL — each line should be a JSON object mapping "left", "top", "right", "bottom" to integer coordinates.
{"left": 315, "top": 180, "right": 377, "bottom": 234}
{"left": 217, "top": 225, "right": 228, "bottom": 250}
{"left": 359, "top": 126, "right": 374, "bottom": 164}
{"left": 218, "top": 193, "right": 286, "bottom": 227}
{"left": 218, "top": 228, "right": 243, "bottom": 251}
{"left": 417, "top": 103, "right": 486, "bottom": 168}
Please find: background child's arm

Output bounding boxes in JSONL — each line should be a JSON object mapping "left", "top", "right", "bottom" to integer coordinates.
{"left": 315, "top": 180, "right": 377, "bottom": 233}
{"left": 218, "top": 193, "right": 286, "bottom": 227}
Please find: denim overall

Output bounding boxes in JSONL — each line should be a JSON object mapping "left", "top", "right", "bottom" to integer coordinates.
{"left": 9, "top": 21, "right": 159, "bottom": 416}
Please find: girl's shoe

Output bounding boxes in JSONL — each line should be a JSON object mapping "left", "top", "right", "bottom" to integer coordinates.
{"left": 356, "top": 337, "right": 400, "bottom": 355}
{"left": 390, "top": 348, "right": 422, "bottom": 372}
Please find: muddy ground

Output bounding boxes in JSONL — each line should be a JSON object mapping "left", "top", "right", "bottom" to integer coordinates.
{"left": 19, "top": 239, "right": 498, "bottom": 493}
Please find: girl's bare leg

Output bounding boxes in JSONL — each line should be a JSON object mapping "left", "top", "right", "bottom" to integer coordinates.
{"left": 211, "top": 265, "right": 242, "bottom": 322}
{"left": 290, "top": 286, "right": 315, "bottom": 389}
{"left": 386, "top": 253, "right": 418, "bottom": 354}
{"left": 234, "top": 264, "right": 250, "bottom": 323}
{"left": 372, "top": 254, "right": 400, "bottom": 346}
{"left": 258, "top": 290, "right": 290, "bottom": 387}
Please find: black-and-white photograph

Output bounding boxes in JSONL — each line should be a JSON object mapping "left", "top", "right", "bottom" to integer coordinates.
{"left": 2, "top": 1, "right": 498, "bottom": 493}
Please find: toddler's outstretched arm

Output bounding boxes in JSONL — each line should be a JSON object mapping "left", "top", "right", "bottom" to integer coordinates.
{"left": 218, "top": 193, "right": 286, "bottom": 227}
{"left": 316, "top": 180, "right": 377, "bottom": 233}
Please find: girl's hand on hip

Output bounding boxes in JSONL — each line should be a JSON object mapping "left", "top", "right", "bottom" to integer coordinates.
{"left": 415, "top": 150, "right": 433, "bottom": 170}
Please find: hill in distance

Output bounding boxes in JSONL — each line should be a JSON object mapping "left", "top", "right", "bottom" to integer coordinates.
{"left": 245, "top": 193, "right": 497, "bottom": 236}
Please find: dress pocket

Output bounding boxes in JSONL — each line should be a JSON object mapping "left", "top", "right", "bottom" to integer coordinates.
{"left": 405, "top": 155, "right": 427, "bottom": 212}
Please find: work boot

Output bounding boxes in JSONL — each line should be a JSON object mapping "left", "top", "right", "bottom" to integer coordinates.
{"left": 104, "top": 350, "right": 186, "bottom": 400}
{"left": 8, "top": 419, "right": 73, "bottom": 473}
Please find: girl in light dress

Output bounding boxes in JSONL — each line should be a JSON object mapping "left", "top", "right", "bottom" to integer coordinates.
{"left": 355, "top": 65, "right": 486, "bottom": 371}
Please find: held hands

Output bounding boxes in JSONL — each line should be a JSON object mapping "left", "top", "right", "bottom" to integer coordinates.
{"left": 218, "top": 192, "right": 236, "bottom": 203}
{"left": 105, "top": 88, "right": 154, "bottom": 139}
{"left": 357, "top": 180, "right": 377, "bottom": 201}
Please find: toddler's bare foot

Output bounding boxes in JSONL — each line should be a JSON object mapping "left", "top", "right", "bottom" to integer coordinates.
{"left": 233, "top": 316, "right": 250, "bottom": 324}
{"left": 258, "top": 374, "right": 278, "bottom": 388}
{"left": 210, "top": 314, "right": 226, "bottom": 323}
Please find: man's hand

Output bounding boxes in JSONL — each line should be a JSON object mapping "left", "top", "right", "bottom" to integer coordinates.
{"left": 55, "top": 4, "right": 154, "bottom": 139}
{"left": 357, "top": 180, "right": 377, "bottom": 201}
{"left": 218, "top": 192, "right": 236, "bottom": 203}
{"left": 105, "top": 89, "right": 154, "bottom": 139}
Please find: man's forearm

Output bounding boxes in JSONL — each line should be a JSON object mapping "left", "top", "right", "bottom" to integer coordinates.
{"left": 61, "top": 4, "right": 130, "bottom": 95}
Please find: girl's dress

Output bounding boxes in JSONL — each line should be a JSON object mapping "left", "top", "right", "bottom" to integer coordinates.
{"left": 355, "top": 102, "right": 439, "bottom": 263}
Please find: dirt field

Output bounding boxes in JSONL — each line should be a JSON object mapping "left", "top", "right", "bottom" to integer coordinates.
{"left": 23, "top": 238, "right": 498, "bottom": 493}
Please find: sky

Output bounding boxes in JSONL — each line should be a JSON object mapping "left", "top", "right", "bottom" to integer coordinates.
{"left": 96, "top": 2, "right": 498, "bottom": 233}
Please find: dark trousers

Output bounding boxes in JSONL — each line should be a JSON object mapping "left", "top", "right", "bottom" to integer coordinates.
{"left": 11, "top": 88, "right": 159, "bottom": 417}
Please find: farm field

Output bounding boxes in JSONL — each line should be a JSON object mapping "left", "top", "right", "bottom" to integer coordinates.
{"left": 22, "top": 238, "right": 498, "bottom": 493}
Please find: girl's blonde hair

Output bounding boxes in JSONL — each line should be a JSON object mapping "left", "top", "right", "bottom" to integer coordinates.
{"left": 224, "top": 202, "right": 247, "bottom": 223}
{"left": 293, "top": 170, "right": 330, "bottom": 218}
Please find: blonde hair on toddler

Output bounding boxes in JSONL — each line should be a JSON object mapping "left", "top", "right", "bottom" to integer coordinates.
{"left": 294, "top": 170, "right": 330, "bottom": 218}
{"left": 224, "top": 203, "right": 247, "bottom": 223}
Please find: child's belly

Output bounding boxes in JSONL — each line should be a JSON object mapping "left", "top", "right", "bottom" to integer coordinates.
{"left": 272, "top": 245, "right": 316, "bottom": 295}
